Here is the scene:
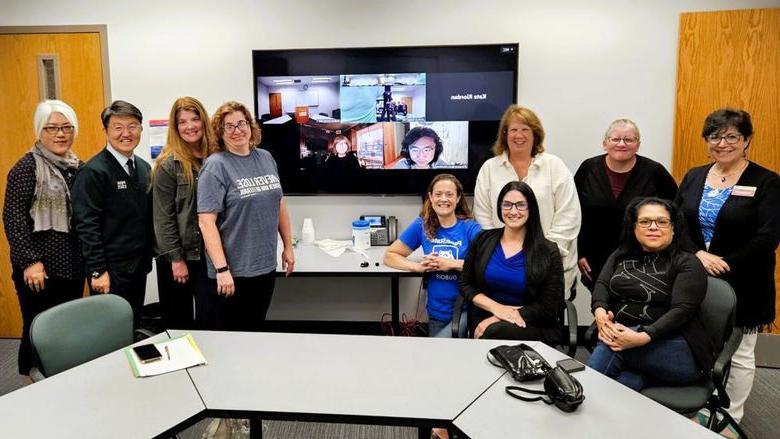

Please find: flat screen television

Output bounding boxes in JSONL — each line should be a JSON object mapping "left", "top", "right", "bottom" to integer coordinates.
{"left": 252, "top": 43, "right": 518, "bottom": 195}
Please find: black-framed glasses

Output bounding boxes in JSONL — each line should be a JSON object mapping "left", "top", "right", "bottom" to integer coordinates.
{"left": 607, "top": 137, "right": 639, "bottom": 145}
{"left": 501, "top": 201, "right": 529, "bottom": 211}
{"left": 223, "top": 120, "right": 249, "bottom": 133}
{"left": 636, "top": 217, "right": 672, "bottom": 229}
{"left": 42, "top": 125, "right": 75, "bottom": 135}
{"left": 706, "top": 134, "right": 742, "bottom": 145}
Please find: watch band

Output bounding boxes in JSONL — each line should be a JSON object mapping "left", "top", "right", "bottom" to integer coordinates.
{"left": 215, "top": 265, "right": 230, "bottom": 273}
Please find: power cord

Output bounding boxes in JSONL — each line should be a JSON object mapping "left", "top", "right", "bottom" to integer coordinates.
{"left": 380, "top": 277, "right": 428, "bottom": 336}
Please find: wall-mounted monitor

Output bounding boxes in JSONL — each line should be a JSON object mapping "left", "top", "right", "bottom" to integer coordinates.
{"left": 252, "top": 43, "right": 518, "bottom": 195}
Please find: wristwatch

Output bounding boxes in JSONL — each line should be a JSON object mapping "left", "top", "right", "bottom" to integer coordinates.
{"left": 215, "top": 265, "right": 230, "bottom": 273}
{"left": 91, "top": 271, "right": 104, "bottom": 279}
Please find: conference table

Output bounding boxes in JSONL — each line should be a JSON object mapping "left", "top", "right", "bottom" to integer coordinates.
{"left": 0, "top": 330, "right": 721, "bottom": 439}
{"left": 276, "top": 244, "right": 423, "bottom": 333}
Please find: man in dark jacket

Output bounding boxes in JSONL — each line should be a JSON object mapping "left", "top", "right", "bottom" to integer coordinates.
{"left": 72, "top": 100, "right": 153, "bottom": 327}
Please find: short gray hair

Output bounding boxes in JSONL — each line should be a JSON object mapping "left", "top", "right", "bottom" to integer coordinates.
{"left": 33, "top": 100, "right": 79, "bottom": 138}
{"left": 603, "top": 118, "right": 640, "bottom": 142}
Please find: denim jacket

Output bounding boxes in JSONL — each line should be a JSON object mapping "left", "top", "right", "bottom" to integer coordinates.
{"left": 152, "top": 154, "right": 202, "bottom": 261}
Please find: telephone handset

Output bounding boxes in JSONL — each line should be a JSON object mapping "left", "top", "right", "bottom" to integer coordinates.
{"left": 360, "top": 215, "right": 398, "bottom": 246}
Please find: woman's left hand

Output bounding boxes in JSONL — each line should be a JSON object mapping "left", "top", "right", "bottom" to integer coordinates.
{"left": 282, "top": 247, "right": 295, "bottom": 277}
{"left": 600, "top": 323, "right": 651, "bottom": 351}
{"left": 474, "top": 316, "right": 500, "bottom": 339}
{"left": 420, "top": 253, "right": 456, "bottom": 272}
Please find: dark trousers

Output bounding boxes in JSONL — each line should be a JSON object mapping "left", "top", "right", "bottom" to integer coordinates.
{"left": 471, "top": 308, "right": 561, "bottom": 345}
{"left": 12, "top": 270, "right": 84, "bottom": 375}
{"left": 202, "top": 271, "right": 275, "bottom": 332}
{"left": 156, "top": 257, "right": 211, "bottom": 330}
{"left": 91, "top": 264, "right": 148, "bottom": 329}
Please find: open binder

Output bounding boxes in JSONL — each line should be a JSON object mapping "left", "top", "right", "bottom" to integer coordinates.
{"left": 125, "top": 333, "right": 207, "bottom": 377}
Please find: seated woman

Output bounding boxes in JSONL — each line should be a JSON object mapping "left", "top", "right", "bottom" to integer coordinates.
{"left": 384, "top": 174, "right": 481, "bottom": 337}
{"left": 588, "top": 197, "right": 714, "bottom": 391}
{"left": 459, "top": 181, "right": 564, "bottom": 344}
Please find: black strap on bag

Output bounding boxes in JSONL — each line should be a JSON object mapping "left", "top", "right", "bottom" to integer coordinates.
{"left": 505, "top": 366, "right": 585, "bottom": 412}
{"left": 487, "top": 343, "right": 552, "bottom": 382}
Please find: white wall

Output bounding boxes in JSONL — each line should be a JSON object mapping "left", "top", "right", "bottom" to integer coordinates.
{"left": 3, "top": 0, "right": 779, "bottom": 324}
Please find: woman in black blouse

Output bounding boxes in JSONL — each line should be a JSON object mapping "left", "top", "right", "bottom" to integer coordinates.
{"left": 574, "top": 118, "right": 677, "bottom": 291}
{"left": 3, "top": 100, "right": 85, "bottom": 381}
{"left": 587, "top": 197, "right": 713, "bottom": 391}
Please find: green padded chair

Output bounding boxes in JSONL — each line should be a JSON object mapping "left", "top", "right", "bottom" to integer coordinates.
{"left": 29, "top": 294, "right": 134, "bottom": 378}
{"left": 640, "top": 277, "right": 747, "bottom": 438}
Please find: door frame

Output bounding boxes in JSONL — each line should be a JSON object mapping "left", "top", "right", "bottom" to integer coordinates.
{"left": 0, "top": 25, "right": 112, "bottom": 106}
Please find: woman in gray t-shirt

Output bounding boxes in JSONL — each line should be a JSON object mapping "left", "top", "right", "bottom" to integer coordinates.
{"left": 198, "top": 101, "right": 294, "bottom": 331}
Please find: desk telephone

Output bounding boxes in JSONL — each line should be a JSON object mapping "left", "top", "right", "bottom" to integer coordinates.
{"left": 360, "top": 215, "right": 397, "bottom": 246}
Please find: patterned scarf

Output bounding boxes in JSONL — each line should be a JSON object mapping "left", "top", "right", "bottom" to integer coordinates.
{"left": 29, "top": 141, "right": 80, "bottom": 233}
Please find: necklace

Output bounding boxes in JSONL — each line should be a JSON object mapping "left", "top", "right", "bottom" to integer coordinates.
{"left": 711, "top": 160, "right": 748, "bottom": 183}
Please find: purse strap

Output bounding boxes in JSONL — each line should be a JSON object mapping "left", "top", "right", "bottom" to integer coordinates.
{"left": 505, "top": 385, "right": 553, "bottom": 405}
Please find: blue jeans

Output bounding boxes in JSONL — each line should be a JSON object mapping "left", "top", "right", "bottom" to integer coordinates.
{"left": 587, "top": 333, "right": 703, "bottom": 391}
{"left": 428, "top": 309, "right": 467, "bottom": 338}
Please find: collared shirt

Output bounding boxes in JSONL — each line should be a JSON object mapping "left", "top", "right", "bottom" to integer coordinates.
{"left": 473, "top": 151, "right": 582, "bottom": 289}
{"left": 106, "top": 144, "right": 135, "bottom": 176}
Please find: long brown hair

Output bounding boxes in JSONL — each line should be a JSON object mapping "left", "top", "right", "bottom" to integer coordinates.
{"left": 421, "top": 174, "right": 472, "bottom": 239}
{"left": 151, "top": 96, "right": 217, "bottom": 185}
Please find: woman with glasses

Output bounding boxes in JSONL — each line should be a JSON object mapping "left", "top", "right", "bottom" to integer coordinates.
{"left": 393, "top": 126, "right": 449, "bottom": 169}
{"left": 574, "top": 118, "right": 677, "bottom": 291}
{"left": 676, "top": 108, "right": 780, "bottom": 429}
{"left": 473, "top": 105, "right": 580, "bottom": 291}
{"left": 588, "top": 197, "right": 713, "bottom": 391}
{"left": 151, "top": 97, "right": 218, "bottom": 329}
{"left": 197, "top": 101, "right": 294, "bottom": 331}
{"left": 3, "top": 100, "right": 84, "bottom": 382}
{"left": 460, "top": 181, "right": 564, "bottom": 343}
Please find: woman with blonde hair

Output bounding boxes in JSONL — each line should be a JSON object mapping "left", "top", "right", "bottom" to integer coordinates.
{"left": 198, "top": 101, "right": 294, "bottom": 330}
{"left": 152, "top": 96, "right": 218, "bottom": 329}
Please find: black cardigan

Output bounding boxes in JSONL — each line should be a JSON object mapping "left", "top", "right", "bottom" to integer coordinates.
{"left": 591, "top": 249, "right": 715, "bottom": 371}
{"left": 574, "top": 154, "right": 678, "bottom": 290}
{"left": 675, "top": 161, "right": 780, "bottom": 330}
{"left": 459, "top": 228, "right": 564, "bottom": 328}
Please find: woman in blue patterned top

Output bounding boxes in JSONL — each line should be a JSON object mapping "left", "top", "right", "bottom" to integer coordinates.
{"left": 676, "top": 108, "right": 780, "bottom": 427}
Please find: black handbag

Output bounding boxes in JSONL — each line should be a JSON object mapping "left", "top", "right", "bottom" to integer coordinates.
{"left": 487, "top": 343, "right": 552, "bottom": 382}
{"left": 505, "top": 366, "right": 585, "bottom": 412}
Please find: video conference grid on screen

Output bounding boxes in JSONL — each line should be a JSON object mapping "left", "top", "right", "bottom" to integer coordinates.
{"left": 252, "top": 44, "right": 518, "bottom": 194}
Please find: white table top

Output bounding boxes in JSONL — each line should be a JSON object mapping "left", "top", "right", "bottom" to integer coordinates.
{"left": 172, "top": 329, "right": 509, "bottom": 422}
{"left": 277, "top": 243, "right": 422, "bottom": 275}
{"left": 453, "top": 343, "right": 721, "bottom": 439}
{"left": 0, "top": 333, "right": 205, "bottom": 439}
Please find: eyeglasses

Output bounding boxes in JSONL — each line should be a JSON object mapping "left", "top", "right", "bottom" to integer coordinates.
{"left": 636, "top": 217, "right": 672, "bottom": 229}
{"left": 607, "top": 137, "right": 639, "bottom": 145}
{"left": 42, "top": 125, "right": 75, "bottom": 135}
{"left": 223, "top": 120, "right": 249, "bottom": 133}
{"left": 706, "top": 134, "right": 742, "bottom": 145}
{"left": 410, "top": 147, "right": 434, "bottom": 155}
{"left": 109, "top": 124, "right": 141, "bottom": 134}
{"left": 501, "top": 201, "right": 529, "bottom": 211}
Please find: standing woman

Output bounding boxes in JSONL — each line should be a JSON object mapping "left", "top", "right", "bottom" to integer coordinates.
{"left": 574, "top": 118, "right": 677, "bottom": 291}
{"left": 461, "top": 181, "right": 564, "bottom": 344}
{"left": 384, "top": 174, "right": 481, "bottom": 337}
{"left": 152, "top": 97, "right": 217, "bottom": 329}
{"left": 198, "top": 101, "right": 294, "bottom": 331}
{"left": 473, "top": 105, "right": 580, "bottom": 290}
{"left": 676, "top": 108, "right": 780, "bottom": 428}
{"left": 3, "top": 100, "right": 85, "bottom": 380}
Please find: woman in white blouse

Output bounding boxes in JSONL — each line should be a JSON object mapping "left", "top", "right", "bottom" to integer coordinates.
{"left": 473, "top": 105, "right": 581, "bottom": 289}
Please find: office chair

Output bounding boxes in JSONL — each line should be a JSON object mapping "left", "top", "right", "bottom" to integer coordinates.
{"left": 29, "top": 294, "right": 134, "bottom": 379}
{"left": 639, "top": 277, "right": 746, "bottom": 438}
{"left": 451, "top": 279, "right": 579, "bottom": 357}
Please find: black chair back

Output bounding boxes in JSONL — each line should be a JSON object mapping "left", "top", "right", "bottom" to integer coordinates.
{"left": 699, "top": 277, "right": 737, "bottom": 352}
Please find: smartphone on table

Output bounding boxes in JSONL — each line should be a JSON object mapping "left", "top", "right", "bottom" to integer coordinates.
{"left": 556, "top": 358, "right": 585, "bottom": 373}
{"left": 132, "top": 343, "right": 163, "bottom": 363}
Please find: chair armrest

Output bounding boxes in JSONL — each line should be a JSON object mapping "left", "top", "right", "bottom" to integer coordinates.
{"left": 564, "top": 300, "right": 578, "bottom": 357}
{"left": 29, "top": 367, "right": 46, "bottom": 382}
{"left": 713, "top": 327, "right": 743, "bottom": 406}
{"left": 584, "top": 323, "right": 598, "bottom": 352}
{"left": 134, "top": 328, "right": 156, "bottom": 341}
{"left": 567, "top": 278, "right": 578, "bottom": 302}
{"left": 451, "top": 294, "right": 466, "bottom": 338}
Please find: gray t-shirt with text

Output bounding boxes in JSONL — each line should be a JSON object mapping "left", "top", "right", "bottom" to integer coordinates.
{"left": 198, "top": 149, "right": 282, "bottom": 278}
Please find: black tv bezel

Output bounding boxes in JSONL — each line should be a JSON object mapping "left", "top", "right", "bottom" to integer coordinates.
{"left": 252, "top": 43, "right": 519, "bottom": 196}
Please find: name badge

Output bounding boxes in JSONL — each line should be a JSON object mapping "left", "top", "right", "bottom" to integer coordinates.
{"left": 117, "top": 181, "right": 127, "bottom": 189}
{"left": 732, "top": 185, "right": 756, "bottom": 197}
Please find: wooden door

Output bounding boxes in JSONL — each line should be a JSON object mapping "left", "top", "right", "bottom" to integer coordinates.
{"left": 0, "top": 27, "right": 109, "bottom": 337}
{"left": 269, "top": 93, "right": 282, "bottom": 117}
{"left": 672, "top": 8, "right": 780, "bottom": 332}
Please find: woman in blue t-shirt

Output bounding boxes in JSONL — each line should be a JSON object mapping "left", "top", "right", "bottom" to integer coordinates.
{"left": 383, "top": 174, "right": 481, "bottom": 338}
{"left": 459, "top": 181, "right": 564, "bottom": 344}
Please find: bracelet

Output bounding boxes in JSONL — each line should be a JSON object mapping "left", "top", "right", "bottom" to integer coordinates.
{"left": 215, "top": 265, "right": 230, "bottom": 273}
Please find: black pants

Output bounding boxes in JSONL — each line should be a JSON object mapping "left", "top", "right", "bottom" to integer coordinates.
{"left": 155, "top": 257, "right": 211, "bottom": 330}
{"left": 203, "top": 271, "right": 275, "bottom": 332}
{"left": 12, "top": 270, "right": 84, "bottom": 375}
{"left": 471, "top": 308, "right": 560, "bottom": 346}
{"left": 91, "top": 264, "right": 148, "bottom": 329}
